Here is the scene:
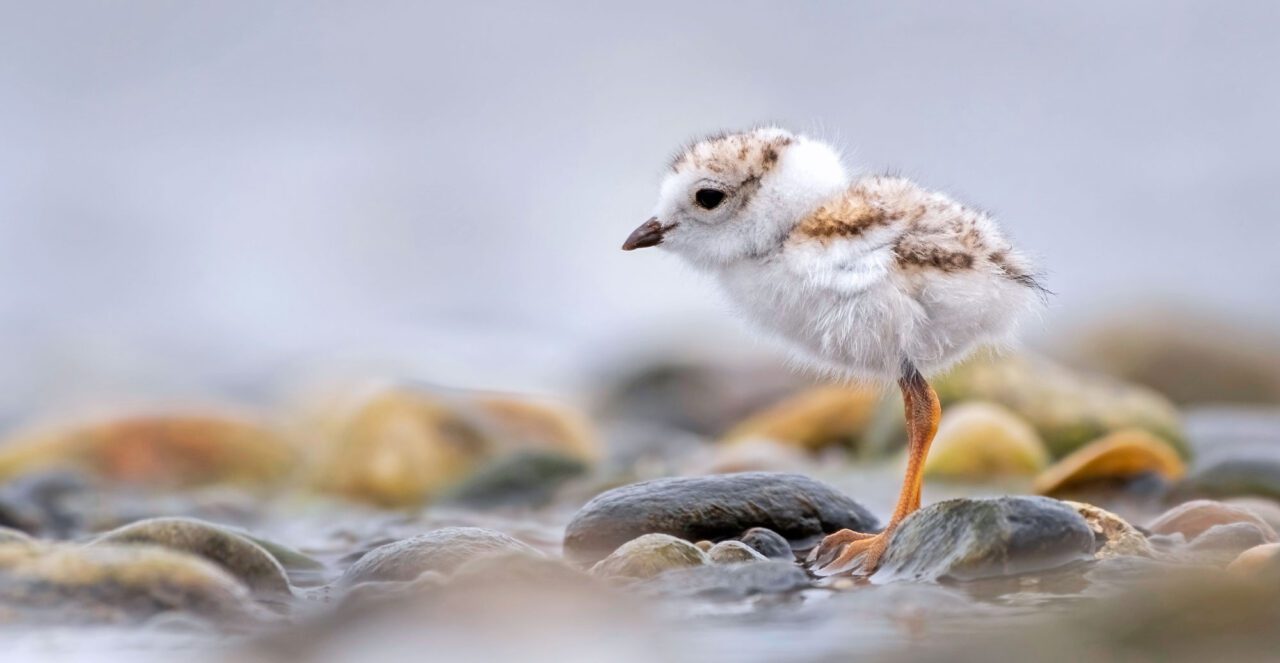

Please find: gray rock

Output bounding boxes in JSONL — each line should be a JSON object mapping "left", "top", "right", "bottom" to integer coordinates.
{"left": 563, "top": 472, "right": 879, "bottom": 564}
{"left": 737, "top": 527, "right": 794, "bottom": 560}
{"left": 874, "top": 496, "right": 1095, "bottom": 582}
{"left": 93, "top": 517, "right": 291, "bottom": 599}
{"left": 708, "top": 540, "right": 768, "bottom": 564}
{"left": 0, "top": 542, "right": 259, "bottom": 624}
{"left": 440, "top": 451, "right": 586, "bottom": 509}
{"left": 589, "top": 533, "right": 708, "bottom": 579}
{"left": 341, "top": 527, "right": 540, "bottom": 584}
{"left": 1183, "top": 457, "right": 1280, "bottom": 502}
{"left": 0, "top": 526, "right": 32, "bottom": 545}
{"left": 643, "top": 560, "right": 810, "bottom": 599}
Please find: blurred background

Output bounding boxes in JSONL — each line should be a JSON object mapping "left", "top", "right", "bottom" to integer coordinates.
{"left": 2, "top": 0, "right": 1278, "bottom": 414}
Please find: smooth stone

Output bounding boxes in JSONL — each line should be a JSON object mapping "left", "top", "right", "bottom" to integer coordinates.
{"left": 1033, "top": 429, "right": 1185, "bottom": 496}
{"left": 643, "top": 560, "right": 809, "bottom": 599}
{"left": 694, "top": 540, "right": 713, "bottom": 552}
{"left": 924, "top": 401, "right": 1049, "bottom": 479}
{"left": 341, "top": 527, "right": 540, "bottom": 584}
{"left": 589, "top": 533, "right": 709, "bottom": 579}
{"left": 1227, "top": 543, "right": 1280, "bottom": 575}
{"left": 1223, "top": 498, "right": 1280, "bottom": 533}
{"left": 0, "top": 470, "right": 93, "bottom": 537}
{"left": 737, "top": 527, "right": 794, "bottom": 560}
{"left": 874, "top": 496, "right": 1095, "bottom": 582}
{"left": 563, "top": 472, "right": 879, "bottom": 564}
{"left": 1147, "top": 500, "right": 1280, "bottom": 542}
{"left": 1183, "top": 457, "right": 1280, "bottom": 502}
{"left": 0, "top": 542, "right": 258, "bottom": 624}
{"left": 719, "top": 386, "right": 881, "bottom": 453}
{"left": 301, "top": 384, "right": 495, "bottom": 507}
{"left": 473, "top": 396, "right": 601, "bottom": 462}
{"left": 708, "top": 540, "right": 768, "bottom": 564}
{"left": 1063, "top": 501, "right": 1154, "bottom": 559}
{"left": 440, "top": 450, "right": 587, "bottom": 509}
{"left": 92, "top": 517, "right": 292, "bottom": 599}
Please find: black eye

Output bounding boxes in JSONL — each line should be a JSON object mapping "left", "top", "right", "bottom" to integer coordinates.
{"left": 694, "top": 188, "right": 726, "bottom": 210}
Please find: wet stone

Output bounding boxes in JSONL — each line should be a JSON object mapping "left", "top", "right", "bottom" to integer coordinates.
{"left": 1147, "top": 500, "right": 1280, "bottom": 542}
{"left": 0, "top": 542, "right": 259, "bottom": 625}
{"left": 1227, "top": 543, "right": 1280, "bottom": 575}
{"left": 1064, "top": 501, "right": 1153, "bottom": 559}
{"left": 737, "top": 527, "right": 794, "bottom": 560}
{"left": 0, "top": 526, "right": 33, "bottom": 545}
{"left": 92, "top": 517, "right": 292, "bottom": 600}
{"left": 340, "top": 527, "right": 540, "bottom": 585}
{"left": 643, "top": 560, "right": 810, "bottom": 600}
{"left": 708, "top": 540, "right": 767, "bottom": 564}
{"left": 874, "top": 496, "right": 1095, "bottom": 582}
{"left": 589, "top": 533, "right": 709, "bottom": 579}
{"left": 1186, "top": 522, "right": 1274, "bottom": 564}
{"left": 563, "top": 472, "right": 878, "bottom": 564}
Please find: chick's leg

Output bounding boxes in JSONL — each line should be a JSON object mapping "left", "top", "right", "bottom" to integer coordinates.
{"left": 809, "top": 366, "right": 940, "bottom": 576}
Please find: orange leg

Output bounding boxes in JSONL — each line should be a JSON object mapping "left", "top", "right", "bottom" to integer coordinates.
{"left": 809, "top": 365, "right": 940, "bottom": 576}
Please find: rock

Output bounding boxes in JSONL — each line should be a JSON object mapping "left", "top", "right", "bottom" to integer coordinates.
{"left": 1062, "top": 501, "right": 1153, "bottom": 558}
{"left": 596, "top": 356, "right": 807, "bottom": 436}
{"left": 1147, "top": 500, "right": 1279, "bottom": 542}
{"left": 1223, "top": 498, "right": 1280, "bottom": 533}
{"left": 440, "top": 450, "right": 587, "bottom": 509}
{"left": 0, "top": 526, "right": 32, "bottom": 544}
{"left": 873, "top": 496, "right": 1095, "bottom": 582}
{"left": 923, "top": 402, "right": 1049, "bottom": 480}
{"left": 708, "top": 540, "right": 768, "bottom": 564}
{"left": 0, "top": 470, "right": 94, "bottom": 537}
{"left": 474, "top": 396, "right": 601, "bottom": 462}
{"left": 1182, "top": 457, "right": 1280, "bottom": 502}
{"left": 642, "top": 560, "right": 809, "bottom": 599}
{"left": 720, "top": 386, "right": 882, "bottom": 453}
{"left": 588, "top": 533, "right": 709, "bottom": 579}
{"left": 0, "top": 542, "right": 258, "bottom": 624}
{"left": 737, "top": 527, "right": 794, "bottom": 560}
{"left": 1187, "top": 522, "right": 1274, "bottom": 563}
{"left": 235, "top": 533, "right": 327, "bottom": 587}
{"left": 866, "top": 354, "right": 1188, "bottom": 459}
{"left": 694, "top": 438, "right": 814, "bottom": 475}
{"left": 340, "top": 527, "right": 540, "bottom": 584}
{"left": 694, "top": 540, "right": 713, "bottom": 552}
{"left": 562, "top": 472, "right": 879, "bottom": 565}
{"left": 1033, "top": 429, "right": 1186, "bottom": 496}
{"left": 1227, "top": 543, "right": 1280, "bottom": 575}
{"left": 0, "top": 414, "right": 296, "bottom": 489}
{"left": 301, "top": 385, "right": 495, "bottom": 507}
{"left": 92, "top": 517, "right": 292, "bottom": 600}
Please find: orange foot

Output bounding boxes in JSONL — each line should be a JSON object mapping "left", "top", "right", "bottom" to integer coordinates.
{"left": 806, "top": 528, "right": 892, "bottom": 577}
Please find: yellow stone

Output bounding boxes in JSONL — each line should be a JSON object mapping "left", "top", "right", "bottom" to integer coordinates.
{"left": 0, "top": 413, "right": 296, "bottom": 488}
{"left": 475, "top": 396, "right": 601, "bottom": 462}
{"left": 923, "top": 401, "right": 1050, "bottom": 479}
{"left": 721, "top": 386, "right": 881, "bottom": 453}
{"left": 1033, "top": 429, "right": 1186, "bottom": 496}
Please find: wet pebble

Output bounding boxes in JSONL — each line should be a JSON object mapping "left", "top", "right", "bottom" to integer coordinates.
{"left": 1064, "top": 501, "right": 1153, "bottom": 559}
{"left": 92, "top": 517, "right": 292, "bottom": 600}
{"left": 737, "top": 527, "right": 794, "bottom": 560}
{"left": 1147, "top": 499, "right": 1279, "bottom": 542}
{"left": 708, "top": 540, "right": 768, "bottom": 564}
{"left": 589, "top": 533, "right": 709, "bottom": 579}
{"left": 874, "top": 496, "right": 1095, "bottom": 582}
{"left": 1182, "top": 456, "right": 1280, "bottom": 502}
{"left": 924, "top": 401, "right": 1049, "bottom": 479}
{"left": 563, "top": 472, "right": 878, "bottom": 564}
{"left": 1227, "top": 542, "right": 1280, "bottom": 575}
{"left": 340, "top": 527, "right": 540, "bottom": 584}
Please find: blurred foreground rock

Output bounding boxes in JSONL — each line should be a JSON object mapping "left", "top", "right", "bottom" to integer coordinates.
{"left": 341, "top": 527, "right": 540, "bottom": 584}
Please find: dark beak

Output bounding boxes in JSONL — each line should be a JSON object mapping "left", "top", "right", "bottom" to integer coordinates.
{"left": 622, "top": 217, "right": 671, "bottom": 251}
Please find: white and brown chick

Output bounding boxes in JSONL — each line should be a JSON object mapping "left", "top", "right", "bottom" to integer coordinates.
{"left": 623, "top": 126, "right": 1044, "bottom": 576}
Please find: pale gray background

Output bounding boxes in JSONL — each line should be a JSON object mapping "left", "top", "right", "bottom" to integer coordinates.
{"left": 1, "top": 1, "right": 1277, "bottom": 414}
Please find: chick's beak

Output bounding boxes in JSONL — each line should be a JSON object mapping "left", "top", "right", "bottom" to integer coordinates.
{"left": 622, "top": 217, "right": 671, "bottom": 251}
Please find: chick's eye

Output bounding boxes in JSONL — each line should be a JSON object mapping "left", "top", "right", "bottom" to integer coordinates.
{"left": 694, "top": 188, "right": 726, "bottom": 210}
